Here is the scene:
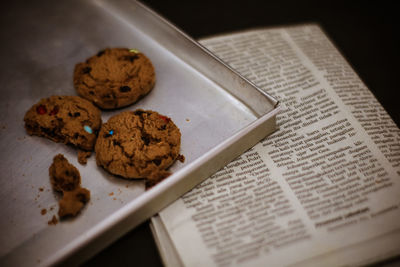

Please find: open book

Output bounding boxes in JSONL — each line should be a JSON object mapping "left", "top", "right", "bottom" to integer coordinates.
{"left": 150, "top": 24, "right": 400, "bottom": 267}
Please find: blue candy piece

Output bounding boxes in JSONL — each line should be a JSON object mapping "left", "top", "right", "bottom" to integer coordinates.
{"left": 109, "top": 130, "right": 114, "bottom": 135}
{"left": 84, "top": 125, "right": 93, "bottom": 134}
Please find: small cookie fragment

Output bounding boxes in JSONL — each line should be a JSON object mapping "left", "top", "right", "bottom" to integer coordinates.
{"left": 95, "top": 110, "right": 181, "bottom": 182}
{"left": 78, "top": 150, "right": 92, "bottom": 165}
{"left": 48, "top": 215, "right": 58, "bottom": 225}
{"left": 177, "top": 154, "right": 185, "bottom": 163}
{"left": 74, "top": 48, "right": 156, "bottom": 109}
{"left": 58, "top": 188, "right": 90, "bottom": 217}
{"left": 49, "top": 154, "right": 81, "bottom": 191}
{"left": 49, "top": 154, "right": 90, "bottom": 218}
{"left": 24, "top": 96, "right": 102, "bottom": 151}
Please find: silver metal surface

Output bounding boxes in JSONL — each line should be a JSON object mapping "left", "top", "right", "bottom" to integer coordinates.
{"left": 0, "top": 0, "right": 279, "bottom": 266}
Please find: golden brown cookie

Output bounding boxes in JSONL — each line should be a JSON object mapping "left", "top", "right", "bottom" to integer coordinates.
{"left": 95, "top": 110, "right": 181, "bottom": 182}
{"left": 49, "top": 154, "right": 90, "bottom": 218}
{"left": 73, "top": 48, "right": 156, "bottom": 109}
{"left": 24, "top": 96, "right": 102, "bottom": 151}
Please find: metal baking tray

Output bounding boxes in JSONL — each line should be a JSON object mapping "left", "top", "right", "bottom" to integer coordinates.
{"left": 0, "top": 0, "right": 279, "bottom": 266}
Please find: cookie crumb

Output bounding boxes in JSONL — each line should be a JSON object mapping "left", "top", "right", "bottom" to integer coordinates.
{"left": 39, "top": 187, "right": 44, "bottom": 192}
{"left": 78, "top": 150, "right": 92, "bottom": 165}
{"left": 48, "top": 215, "right": 58, "bottom": 225}
{"left": 41, "top": 208, "right": 47, "bottom": 215}
{"left": 178, "top": 154, "right": 185, "bottom": 163}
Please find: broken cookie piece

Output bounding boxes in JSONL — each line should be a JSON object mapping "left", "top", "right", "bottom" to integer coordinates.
{"left": 49, "top": 154, "right": 90, "bottom": 218}
{"left": 49, "top": 154, "right": 81, "bottom": 191}
{"left": 58, "top": 187, "right": 90, "bottom": 217}
{"left": 24, "top": 95, "right": 102, "bottom": 151}
{"left": 78, "top": 150, "right": 92, "bottom": 165}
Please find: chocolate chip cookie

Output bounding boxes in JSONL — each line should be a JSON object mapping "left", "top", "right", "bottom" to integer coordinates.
{"left": 24, "top": 96, "right": 102, "bottom": 151}
{"left": 95, "top": 110, "right": 181, "bottom": 182}
{"left": 73, "top": 48, "right": 156, "bottom": 109}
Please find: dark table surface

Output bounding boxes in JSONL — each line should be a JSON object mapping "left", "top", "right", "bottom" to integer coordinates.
{"left": 82, "top": 0, "right": 397, "bottom": 266}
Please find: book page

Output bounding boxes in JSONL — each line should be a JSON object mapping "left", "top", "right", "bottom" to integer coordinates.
{"left": 156, "top": 24, "right": 400, "bottom": 267}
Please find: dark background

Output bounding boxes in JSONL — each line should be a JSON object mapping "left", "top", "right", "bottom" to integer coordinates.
{"left": 84, "top": 0, "right": 399, "bottom": 266}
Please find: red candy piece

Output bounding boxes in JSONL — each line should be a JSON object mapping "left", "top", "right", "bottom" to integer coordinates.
{"left": 159, "top": 115, "right": 171, "bottom": 123}
{"left": 36, "top": 105, "right": 47, "bottom": 115}
{"left": 49, "top": 106, "right": 59, "bottom": 116}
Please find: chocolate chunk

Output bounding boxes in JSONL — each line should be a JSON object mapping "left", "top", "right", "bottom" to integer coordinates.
{"left": 82, "top": 67, "right": 92, "bottom": 74}
{"left": 124, "top": 55, "right": 139, "bottom": 62}
{"left": 141, "top": 135, "right": 150, "bottom": 145}
{"left": 112, "top": 140, "right": 121, "bottom": 146}
{"left": 119, "top": 86, "right": 131, "bottom": 92}
{"left": 152, "top": 159, "right": 161, "bottom": 166}
{"left": 134, "top": 110, "right": 145, "bottom": 116}
{"left": 40, "top": 127, "right": 56, "bottom": 138}
{"left": 68, "top": 112, "right": 81, "bottom": 118}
